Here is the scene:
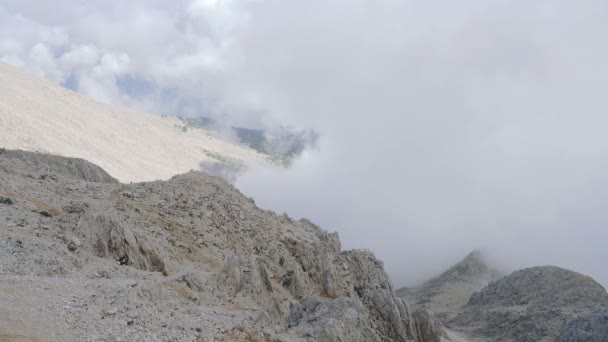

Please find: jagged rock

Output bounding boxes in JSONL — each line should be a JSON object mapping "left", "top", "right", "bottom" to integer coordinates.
{"left": 412, "top": 309, "right": 444, "bottom": 342}
{"left": 257, "top": 259, "right": 274, "bottom": 292}
{"left": 288, "top": 295, "right": 381, "bottom": 341}
{"left": 363, "top": 288, "right": 417, "bottom": 340}
{"left": 321, "top": 254, "right": 336, "bottom": 298}
{"left": 83, "top": 213, "right": 167, "bottom": 274}
{"left": 284, "top": 249, "right": 444, "bottom": 342}
{"left": 0, "top": 150, "right": 441, "bottom": 341}
{"left": 222, "top": 254, "right": 245, "bottom": 296}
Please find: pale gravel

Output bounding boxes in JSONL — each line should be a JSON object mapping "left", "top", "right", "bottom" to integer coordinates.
{"left": 0, "top": 62, "right": 267, "bottom": 183}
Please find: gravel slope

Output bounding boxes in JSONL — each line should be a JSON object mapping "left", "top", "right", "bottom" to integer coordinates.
{"left": 0, "top": 62, "right": 266, "bottom": 183}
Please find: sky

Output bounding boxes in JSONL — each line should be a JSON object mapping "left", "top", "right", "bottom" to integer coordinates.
{"left": 2, "top": 0, "right": 608, "bottom": 286}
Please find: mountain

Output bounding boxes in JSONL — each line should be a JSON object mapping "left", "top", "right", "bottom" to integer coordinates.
{"left": 453, "top": 266, "right": 608, "bottom": 341}
{"left": 396, "top": 250, "right": 503, "bottom": 323}
{"left": 0, "top": 149, "right": 443, "bottom": 341}
{"left": 0, "top": 62, "right": 267, "bottom": 183}
{"left": 400, "top": 250, "right": 608, "bottom": 341}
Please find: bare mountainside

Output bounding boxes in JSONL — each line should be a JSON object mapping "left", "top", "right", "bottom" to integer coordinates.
{"left": 0, "top": 149, "right": 443, "bottom": 342}
{"left": 453, "top": 266, "right": 608, "bottom": 341}
{"left": 399, "top": 250, "right": 608, "bottom": 342}
{"left": 396, "top": 250, "right": 503, "bottom": 324}
{"left": 0, "top": 62, "right": 266, "bottom": 183}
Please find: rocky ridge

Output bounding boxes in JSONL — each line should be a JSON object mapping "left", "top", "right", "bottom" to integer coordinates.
{"left": 0, "top": 149, "right": 443, "bottom": 341}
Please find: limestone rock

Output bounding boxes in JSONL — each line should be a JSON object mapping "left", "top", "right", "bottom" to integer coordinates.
{"left": 412, "top": 309, "right": 444, "bottom": 342}
{"left": 453, "top": 266, "right": 608, "bottom": 341}
{"left": 84, "top": 213, "right": 167, "bottom": 274}
{"left": 0, "top": 149, "right": 117, "bottom": 183}
{"left": 560, "top": 310, "right": 608, "bottom": 342}
{"left": 0, "top": 150, "right": 441, "bottom": 341}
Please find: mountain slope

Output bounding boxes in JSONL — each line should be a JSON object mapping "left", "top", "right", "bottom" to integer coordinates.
{"left": 453, "top": 266, "right": 608, "bottom": 341}
{"left": 0, "top": 62, "right": 265, "bottom": 183}
{"left": 0, "top": 149, "right": 443, "bottom": 341}
{"left": 397, "top": 250, "right": 503, "bottom": 323}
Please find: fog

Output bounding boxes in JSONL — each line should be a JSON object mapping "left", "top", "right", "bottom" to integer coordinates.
{"left": 2, "top": 0, "right": 608, "bottom": 286}
{"left": 230, "top": 1, "right": 608, "bottom": 286}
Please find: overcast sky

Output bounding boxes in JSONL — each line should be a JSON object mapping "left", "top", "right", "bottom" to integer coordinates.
{"left": 2, "top": 0, "right": 608, "bottom": 286}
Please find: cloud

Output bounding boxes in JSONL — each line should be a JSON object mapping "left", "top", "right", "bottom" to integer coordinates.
{"left": 229, "top": 0, "right": 608, "bottom": 286}
{"left": 0, "top": 1, "right": 244, "bottom": 117}
{"left": 2, "top": 0, "right": 608, "bottom": 287}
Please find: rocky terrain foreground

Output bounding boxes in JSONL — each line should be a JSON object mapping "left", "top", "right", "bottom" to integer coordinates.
{"left": 0, "top": 149, "right": 443, "bottom": 342}
{"left": 399, "top": 252, "right": 608, "bottom": 341}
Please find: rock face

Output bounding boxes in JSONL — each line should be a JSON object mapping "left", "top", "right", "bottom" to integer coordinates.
{"left": 0, "top": 150, "right": 443, "bottom": 341}
{"left": 396, "top": 250, "right": 502, "bottom": 323}
{"left": 560, "top": 310, "right": 608, "bottom": 342}
{"left": 286, "top": 249, "right": 445, "bottom": 342}
{"left": 453, "top": 266, "right": 608, "bottom": 341}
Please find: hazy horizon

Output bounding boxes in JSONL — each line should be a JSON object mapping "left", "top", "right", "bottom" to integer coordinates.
{"left": 2, "top": 0, "right": 608, "bottom": 287}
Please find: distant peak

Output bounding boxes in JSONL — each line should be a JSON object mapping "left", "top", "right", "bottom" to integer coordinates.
{"left": 463, "top": 249, "right": 483, "bottom": 262}
{"left": 449, "top": 249, "right": 487, "bottom": 276}
{"left": 430, "top": 249, "right": 501, "bottom": 285}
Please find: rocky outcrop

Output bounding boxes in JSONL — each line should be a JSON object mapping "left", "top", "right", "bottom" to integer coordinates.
{"left": 285, "top": 249, "right": 445, "bottom": 341}
{"left": 453, "top": 266, "right": 608, "bottom": 341}
{"left": 0, "top": 150, "right": 443, "bottom": 341}
{"left": 288, "top": 295, "right": 379, "bottom": 341}
{"left": 0, "top": 149, "right": 117, "bottom": 183}
{"left": 412, "top": 309, "right": 444, "bottom": 342}
{"left": 83, "top": 212, "right": 167, "bottom": 274}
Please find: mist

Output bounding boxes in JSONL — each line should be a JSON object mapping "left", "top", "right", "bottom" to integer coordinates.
{"left": 2, "top": 0, "right": 608, "bottom": 286}
{"left": 228, "top": 0, "right": 608, "bottom": 286}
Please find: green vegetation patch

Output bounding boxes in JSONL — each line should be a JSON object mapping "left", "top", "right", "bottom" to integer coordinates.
{"left": 0, "top": 196, "right": 14, "bottom": 205}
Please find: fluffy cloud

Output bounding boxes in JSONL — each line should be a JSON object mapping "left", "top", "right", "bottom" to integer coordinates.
{"left": 0, "top": 1, "right": 247, "bottom": 117}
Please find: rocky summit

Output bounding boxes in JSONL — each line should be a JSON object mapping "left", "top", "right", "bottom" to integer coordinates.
{"left": 396, "top": 250, "right": 503, "bottom": 323}
{"left": 0, "top": 149, "right": 443, "bottom": 342}
{"left": 452, "top": 266, "right": 608, "bottom": 341}
{"left": 399, "top": 250, "right": 608, "bottom": 342}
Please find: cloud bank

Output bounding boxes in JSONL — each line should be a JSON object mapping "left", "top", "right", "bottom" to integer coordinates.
{"left": 2, "top": 0, "right": 608, "bottom": 286}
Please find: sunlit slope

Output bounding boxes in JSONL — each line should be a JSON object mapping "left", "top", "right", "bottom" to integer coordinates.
{"left": 0, "top": 62, "right": 265, "bottom": 182}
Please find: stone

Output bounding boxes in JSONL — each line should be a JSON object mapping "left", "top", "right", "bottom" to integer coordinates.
{"left": 67, "top": 236, "right": 82, "bottom": 251}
